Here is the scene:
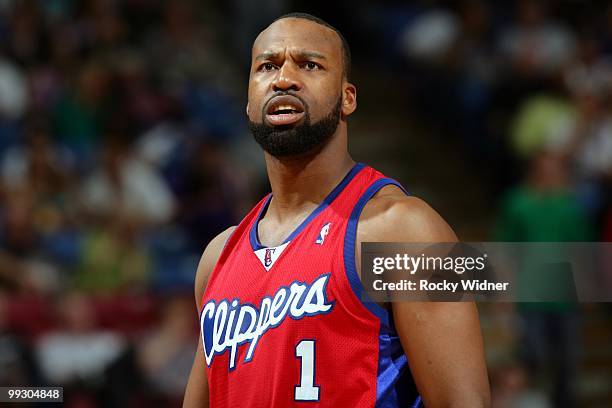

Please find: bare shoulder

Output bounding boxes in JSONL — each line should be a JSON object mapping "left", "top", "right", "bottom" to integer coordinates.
{"left": 358, "top": 184, "right": 457, "bottom": 243}
{"left": 355, "top": 186, "right": 490, "bottom": 406}
{"left": 194, "top": 226, "right": 236, "bottom": 309}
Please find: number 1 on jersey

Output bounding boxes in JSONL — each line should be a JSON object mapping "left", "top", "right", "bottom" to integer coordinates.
{"left": 295, "top": 339, "right": 319, "bottom": 401}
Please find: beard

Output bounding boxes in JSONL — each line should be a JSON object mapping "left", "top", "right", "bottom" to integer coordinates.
{"left": 248, "top": 96, "right": 342, "bottom": 157}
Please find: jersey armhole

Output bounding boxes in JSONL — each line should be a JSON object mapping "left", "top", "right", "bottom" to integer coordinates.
{"left": 199, "top": 195, "right": 269, "bottom": 312}
{"left": 343, "top": 178, "right": 410, "bottom": 326}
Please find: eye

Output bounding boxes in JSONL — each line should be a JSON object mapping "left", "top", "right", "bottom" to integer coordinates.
{"left": 302, "top": 61, "right": 320, "bottom": 71}
{"left": 259, "top": 62, "right": 278, "bottom": 72}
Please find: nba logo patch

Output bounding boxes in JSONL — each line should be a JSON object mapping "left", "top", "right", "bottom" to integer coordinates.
{"left": 264, "top": 248, "right": 275, "bottom": 268}
{"left": 315, "top": 222, "right": 331, "bottom": 245}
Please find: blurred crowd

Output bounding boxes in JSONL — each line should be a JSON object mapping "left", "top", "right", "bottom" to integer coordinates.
{"left": 0, "top": 0, "right": 611, "bottom": 407}
{"left": 390, "top": 0, "right": 612, "bottom": 241}
{"left": 0, "top": 0, "right": 264, "bottom": 406}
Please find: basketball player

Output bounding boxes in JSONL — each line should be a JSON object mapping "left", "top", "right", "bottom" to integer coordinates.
{"left": 183, "top": 13, "right": 490, "bottom": 407}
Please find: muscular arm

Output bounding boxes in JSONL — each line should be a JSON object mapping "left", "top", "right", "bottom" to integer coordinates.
{"left": 357, "top": 186, "right": 490, "bottom": 407}
{"left": 182, "top": 226, "right": 236, "bottom": 408}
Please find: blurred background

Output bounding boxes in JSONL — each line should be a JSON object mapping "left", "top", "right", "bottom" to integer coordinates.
{"left": 0, "top": 0, "right": 610, "bottom": 407}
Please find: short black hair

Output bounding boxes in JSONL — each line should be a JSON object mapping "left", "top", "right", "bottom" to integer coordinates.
{"left": 273, "top": 12, "right": 351, "bottom": 80}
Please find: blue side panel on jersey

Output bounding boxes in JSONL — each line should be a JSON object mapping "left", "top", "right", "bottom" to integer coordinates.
{"left": 342, "top": 177, "right": 422, "bottom": 408}
{"left": 376, "top": 322, "right": 423, "bottom": 408}
{"left": 376, "top": 323, "right": 407, "bottom": 407}
{"left": 250, "top": 162, "right": 365, "bottom": 251}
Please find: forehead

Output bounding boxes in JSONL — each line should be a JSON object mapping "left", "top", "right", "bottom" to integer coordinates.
{"left": 252, "top": 18, "right": 342, "bottom": 61}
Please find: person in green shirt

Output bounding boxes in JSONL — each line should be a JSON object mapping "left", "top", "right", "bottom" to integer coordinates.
{"left": 495, "top": 149, "right": 593, "bottom": 408}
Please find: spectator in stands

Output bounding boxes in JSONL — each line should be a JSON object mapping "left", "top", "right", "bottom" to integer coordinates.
{"left": 73, "top": 219, "right": 150, "bottom": 294}
{"left": 490, "top": 362, "right": 551, "bottom": 408}
{"left": 499, "top": 0, "right": 576, "bottom": 78}
{"left": 178, "top": 140, "right": 245, "bottom": 251}
{"left": 0, "top": 186, "right": 62, "bottom": 293}
{"left": 0, "top": 290, "right": 40, "bottom": 386}
{"left": 52, "top": 61, "right": 111, "bottom": 164}
{"left": 137, "top": 296, "right": 196, "bottom": 405}
{"left": 36, "top": 292, "right": 125, "bottom": 403}
{"left": 495, "top": 150, "right": 592, "bottom": 408}
{"left": 80, "top": 127, "right": 176, "bottom": 227}
{"left": 563, "top": 51, "right": 612, "bottom": 220}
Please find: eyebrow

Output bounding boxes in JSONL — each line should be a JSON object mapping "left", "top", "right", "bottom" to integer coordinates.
{"left": 255, "top": 50, "right": 327, "bottom": 61}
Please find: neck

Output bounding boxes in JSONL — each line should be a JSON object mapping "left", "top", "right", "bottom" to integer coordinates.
{"left": 263, "top": 127, "right": 354, "bottom": 221}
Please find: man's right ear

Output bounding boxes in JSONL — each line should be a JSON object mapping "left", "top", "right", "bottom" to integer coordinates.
{"left": 246, "top": 103, "right": 250, "bottom": 116}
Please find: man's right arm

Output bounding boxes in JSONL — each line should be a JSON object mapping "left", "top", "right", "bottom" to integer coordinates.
{"left": 182, "top": 226, "right": 236, "bottom": 408}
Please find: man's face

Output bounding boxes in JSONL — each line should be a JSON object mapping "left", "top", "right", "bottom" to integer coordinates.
{"left": 247, "top": 18, "right": 349, "bottom": 157}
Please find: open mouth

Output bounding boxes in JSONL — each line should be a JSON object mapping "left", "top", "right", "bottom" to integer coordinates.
{"left": 265, "top": 95, "right": 306, "bottom": 126}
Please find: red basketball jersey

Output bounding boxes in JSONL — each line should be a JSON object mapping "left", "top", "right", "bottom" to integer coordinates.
{"left": 200, "top": 163, "right": 422, "bottom": 407}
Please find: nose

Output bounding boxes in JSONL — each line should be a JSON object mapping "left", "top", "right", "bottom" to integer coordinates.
{"left": 271, "top": 63, "right": 303, "bottom": 92}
